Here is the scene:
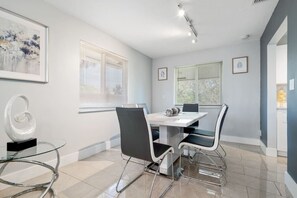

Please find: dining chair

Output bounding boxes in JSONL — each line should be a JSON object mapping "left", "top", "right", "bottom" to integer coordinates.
{"left": 186, "top": 105, "right": 228, "bottom": 158}
{"left": 182, "top": 103, "right": 199, "bottom": 133}
{"left": 115, "top": 107, "right": 174, "bottom": 197}
{"left": 137, "top": 103, "right": 160, "bottom": 141}
{"left": 178, "top": 104, "right": 228, "bottom": 186}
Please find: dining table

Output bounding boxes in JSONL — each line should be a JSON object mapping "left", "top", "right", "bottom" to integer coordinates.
{"left": 147, "top": 111, "right": 208, "bottom": 176}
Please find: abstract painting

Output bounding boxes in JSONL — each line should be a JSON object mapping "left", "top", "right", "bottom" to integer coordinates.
{"left": 0, "top": 7, "right": 48, "bottom": 82}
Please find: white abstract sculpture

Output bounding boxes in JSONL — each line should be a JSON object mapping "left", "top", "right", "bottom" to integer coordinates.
{"left": 4, "top": 95, "right": 36, "bottom": 142}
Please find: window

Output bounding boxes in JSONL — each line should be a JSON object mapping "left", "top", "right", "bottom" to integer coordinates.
{"left": 175, "top": 62, "right": 222, "bottom": 105}
{"left": 80, "top": 41, "right": 127, "bottom": 111}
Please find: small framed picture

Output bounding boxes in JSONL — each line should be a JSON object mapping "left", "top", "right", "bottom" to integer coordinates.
{"left": 232, "top": 56, "right": 248, "bottom": 74}
{"left": 158, "top": 67, "right": 167, "bottom": 81}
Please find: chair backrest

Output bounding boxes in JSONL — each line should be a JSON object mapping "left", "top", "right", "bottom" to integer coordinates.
{"left": 213, "top": 104, "right": 228, "bottom": 149}
{"left": 116, "top": 107, "right": 154, "bottom": 162}
{"left": 182, "top": 103, "right": 199, "bottom": 127}
{"left": 121, "top": 104, "right": 138, "bottom": 108}
{"left": 137, "top": 103, "right": 150, "bottom": 114}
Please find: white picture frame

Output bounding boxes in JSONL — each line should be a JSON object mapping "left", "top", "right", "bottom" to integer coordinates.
{"left": 232, "top": 56, "right": 248, "bottom": 74}
{"left": 0, "top": 7, "right": 48, "bottom": 82}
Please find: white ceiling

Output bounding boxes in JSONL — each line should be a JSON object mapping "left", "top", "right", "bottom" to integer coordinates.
{"left": 43, "top": 0, "right": 279, "bottom": 58}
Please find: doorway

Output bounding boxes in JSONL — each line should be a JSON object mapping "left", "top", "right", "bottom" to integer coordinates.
{"left": 267, "top": 17, "right": 287, "bottom": 157}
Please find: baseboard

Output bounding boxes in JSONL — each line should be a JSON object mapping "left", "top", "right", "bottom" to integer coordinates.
{"left": 221, "top": 135, "right": 260, "bottom": 146}
{"left": 277, "top": 150, "right": 287, "bottom": 157}
{"left": 0, "top": 137, "right": 121, "bottom": 191}
{"left": 260, "top": 140, "right": 277, "bottom": 157}
{"left": 285, "top": 171, "right": 297, "bottom": 198}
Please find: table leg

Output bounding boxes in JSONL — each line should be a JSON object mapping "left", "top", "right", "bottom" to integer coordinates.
{"left": 158, "top": 126, "right": 183, "bottom": 175}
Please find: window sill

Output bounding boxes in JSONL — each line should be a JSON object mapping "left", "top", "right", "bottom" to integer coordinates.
{"left": 79, "top": 107, "right": 115, "bottom": 114}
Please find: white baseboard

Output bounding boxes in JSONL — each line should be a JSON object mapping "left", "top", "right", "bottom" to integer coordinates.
{"left": 277, "top": 150, "right": 287, "bottom": 157}
{"left": 260, "top": 140, "right": 277, "bottom": 157}
{"left": 0, "top": 137, "right": 121, "bottom": 191}
{"left": 221, "top": 135, "right": 260, "bottom": 146}
{"left": 285, "top": 171, "right": 297, "bottom": 198}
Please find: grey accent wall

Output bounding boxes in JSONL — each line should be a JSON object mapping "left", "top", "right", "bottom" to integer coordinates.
{"left": 260, "top": 0, "right": 297, "bottom": 183}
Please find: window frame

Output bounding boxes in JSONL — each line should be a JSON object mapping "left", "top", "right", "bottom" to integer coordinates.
{"left": 79, "top": 41, "right": 128, "bottom": 113}
{"left": 174, "top": 62, "right": 222, "bottom": 106}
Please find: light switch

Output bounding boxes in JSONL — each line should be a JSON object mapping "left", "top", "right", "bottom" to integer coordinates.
{"left": 289, "top": 79, "right": 295, "bottom": 90}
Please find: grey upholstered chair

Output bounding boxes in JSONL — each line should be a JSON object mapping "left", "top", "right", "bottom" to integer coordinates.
{"left": 182, "top": 103, "right": 200, "bottom": 133}
{"left": 178, "top": 104, "right": 228, "bottom": 186}
{"left": 115, "top": 107, "right": 174, "bottom": 197}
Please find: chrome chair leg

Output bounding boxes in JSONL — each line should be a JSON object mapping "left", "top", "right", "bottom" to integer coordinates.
{"left": 178, "top": 147, "right": 226, "bottom": 187}
{"left": 116, "top": 157, "right": 144, "bottom": 193}
{"left": 149, "top": 152, "right": 174, "bottom": 198}
{"left": 214, "top": 150, "right": 227, "bottom": 170}
{"left": 219, "top": 144, "right": 227, "bottom": 157}
{"left": 159, "top": 152, "right": 174, "bottom": 197}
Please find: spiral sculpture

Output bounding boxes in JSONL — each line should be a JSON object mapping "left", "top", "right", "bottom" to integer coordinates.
{"left": 4, "top": 95, "right": 36, "bottom": 142}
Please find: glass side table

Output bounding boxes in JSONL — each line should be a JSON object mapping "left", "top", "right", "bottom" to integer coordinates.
{"left": 0, "top": 139, "right": 66, "bottom": 198}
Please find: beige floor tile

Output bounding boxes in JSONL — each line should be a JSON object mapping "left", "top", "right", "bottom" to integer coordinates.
{"left": 245, "top": 179, "right": 280, "bottom": 195}
{"left": 0, "top": 142, "right": 292, "bottom": 198}
{"left": 226, "top": 163, "right": 244, "bottom": 175}
{"left": 115, "top": 174, "right": 170, "bottom": 198}
{"left": 220, "top": 182, "right": 248, "bottom": 198}
{"left": 60, "top": 160, "right": 114, "bottom": 180}
{"left": 244, "top": 167, "right": 285, "bottom": 183}
{"left": 266, "top": 163, "right": 287, "bottom": 174}
{"left": 274, "top": 182, "right": 293, "bottom": 197}
{"left": 57, "top": 181, "right": 98, "bottom": 198}
{"left": 165, "top": 179, "right": 221, "bottom": 198}
{"left": 247, "top": 187, "right": 285, "bottom": 198}
{"left": 241, "top": 159, "right": 267, "bottom": 170}
{"left": 83, "top": 170, "right": 120, "bottom": 192}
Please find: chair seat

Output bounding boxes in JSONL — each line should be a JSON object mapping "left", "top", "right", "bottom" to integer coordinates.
{"left": 179, "top": 135, "right": 214, "bottom": 148}
{"left": 192, "top": 129, "right": 215, "bottom": 137}
{"left": 183, "top": 127, "right": 196, "bottom": 134}
{"left": 153, "top": 142, "right": 172, "bottom": 159}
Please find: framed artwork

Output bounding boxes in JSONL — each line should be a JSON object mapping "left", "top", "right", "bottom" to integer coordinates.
{"left": 0, "top": 7, "right": 48, "bottom": 82}
{"left": 158, "top": 67, "right": 167, "bottom": 81}
{"left": 232, "top": 56, "right": 248, "bottom": 74}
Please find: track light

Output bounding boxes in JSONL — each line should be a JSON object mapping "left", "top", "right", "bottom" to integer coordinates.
{"left": 178, "top": 3, "right": 198, "bottom": 43}
{"left": 178, "top": 3, "right": 185, "bottom": 17}
{"left": 178, "top": 8, "right": 185, "bottom": 17}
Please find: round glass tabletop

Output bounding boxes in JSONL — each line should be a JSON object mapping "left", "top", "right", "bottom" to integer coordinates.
{"left": 0, "top": 139, "right": 66, "bottom": 162}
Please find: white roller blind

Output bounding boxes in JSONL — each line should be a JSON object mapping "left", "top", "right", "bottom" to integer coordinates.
{"left": 79, "top": 41, "right": 127, "bottom": 111}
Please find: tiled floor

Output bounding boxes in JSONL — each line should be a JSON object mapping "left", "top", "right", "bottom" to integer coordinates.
{"left": 0, "top": 142, "right": 293, "bottom": 198}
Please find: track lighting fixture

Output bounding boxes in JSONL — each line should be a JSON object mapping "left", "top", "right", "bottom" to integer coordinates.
{"left": 178, "top": 3, "right": 198, "bottom": 43}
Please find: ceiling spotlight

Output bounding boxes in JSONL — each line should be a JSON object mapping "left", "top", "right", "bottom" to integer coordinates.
{"left": 192, "top": 39, "right": 197, "bottom": 44}
{"left": 241, "top": 34, "right": 250, "bottom": 40}
{"left": 188, "top": 32, "right": 192, "bottom": 36}
{"left": 178, "top": 8, "right": 185, "bottom": 17}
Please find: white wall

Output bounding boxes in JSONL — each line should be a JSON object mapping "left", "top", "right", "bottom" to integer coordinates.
{"left": 276, "top": 45, "right": 287, "bottom": 84}
{"left": 152, "top": 41, "right": 260, "bottom": 140}
{"left": 0, "top": 0, "right": 152, "bottom": 170}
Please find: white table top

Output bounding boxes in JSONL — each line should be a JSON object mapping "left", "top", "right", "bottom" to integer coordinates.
{"left": 147, "top": 112, "right": 208, "bottom": 127}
